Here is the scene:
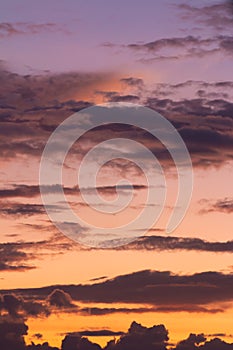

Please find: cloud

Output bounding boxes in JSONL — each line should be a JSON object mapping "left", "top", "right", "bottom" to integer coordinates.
{"left": 120, "top": 77, "right": 144, "bottom": 89}
{"left": 0, "top": 183, "right": 147, "bottom": 201}
{"left": 0, "top": 294, "right": 50, "bottom": 318}
{"left": 200, "top": 338, "right": 233, "bottom": 350}
{"left": 117, "top": 235, "right": 233, "bottom": 253}
{"left": 144, "top": 98, "right": 233, "bottom": 167}
{"left": 127, "top": 35, "right": 214, "bottom": 52}
{"left": 152, "top": 80, "right": 233, "bottom": 100}
{"left": 175, "top": 333, "right": 206, "bottom": 349}
{"left": 0, "top": 317, "right": 28, "bottom": 350}
{"left": 0, "top": 185, "right": 40, "bottom": 198}
{"left": 8, "top": 270, "right": 233, "bottom": 313}
{"left": 47, "top": 289, "right": 76, "bottom": 309}
{"left": 177, "top": 2, "right": 233, "bottom": 32}
{"left": 0, "top": 242, "right": 36, "bottom": 272}
{"left": 0, "top": 318, "right": 233, "bottom": 350}
{"left": 32, "top": 333, "right": 43, "bottom": 340}
{"left": 82, "top": 111, "right": 232, "bottom": 169}
{"left": 27, "top": 342, "right": 59, "bottom": 349}
{"left": 61, "top": 334, "right": 101, "bottom": 350}
{"left": 196, "top": 90, "right": 229, "bottom": 99}
{"left": 80, "top": 305, "right": 222, "bottom": 316}
{"left": 0, "top": 22, "right": 67, "bottom": 39}
{"left": 105, "top": 34, "right": 233, "bottom": 62}
{"left": 200, "top": 198, "right": 233, "bottom": 214}
{"left": 95, "top": 90, "right": 140, "bottom": 103}
{"left": 0, "top": 233, "right": 73, "bottom": 272}
{"left": 173, "top": 332, "right": 233, "bottom": 350}
{"left": 89, "top": 276, "right": 108, "bottom": 282}
{"left": 66, "top": 330, "right": 124, "bottom": 337}
{"left": 0, "top": 203, "right": 46, "bottom": 217}
{"left": 104, "top": 321, "right": 169, "bottom": 350}
{"left": 0, "top": 64, "right": 233, "bottom": 170}
{"left": 0, "top": 67, "right": 113, "bottom": 160}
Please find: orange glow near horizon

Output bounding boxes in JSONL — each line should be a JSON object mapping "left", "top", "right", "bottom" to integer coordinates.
{"left": 25, "top": 307, "right": 233, "bottom": 348}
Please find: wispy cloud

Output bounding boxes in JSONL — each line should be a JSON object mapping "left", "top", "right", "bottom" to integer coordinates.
{"left": 0, "top": 233, "right": 73, "bottom": 272}
{"left": 0, "top": 22, "right": 68, "bottom": 39}
{"left": 117, "top": 235, "right": 233, "bottom": 253}
{"left": 124, "top": 35, "right": 233, "bottom": 62}
{"left": 177, "top": 1, "right": 233, "bottom": 32}
{"left": 200, "top": 198, "right": 233, "bottom": 214}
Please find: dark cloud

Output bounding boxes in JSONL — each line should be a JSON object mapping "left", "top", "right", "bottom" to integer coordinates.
{"left": 175, "top": 333, "right": 206, "bottom": 349}
{"left": 95, "top": 90, "right": 140, "bottom": 103}
{"left": 153, "top": 80, "right": 233, "bottom": 99}
{"left": 0, "top": 233, "right": 73, "bottom": 272}
{"left": 0, "top": 201, "right": 68, "bottom": 218}
{"left": 66, "top": 97, "right": 233, "bottom": 168}
{"left": 27, "top": 342, "right": 59, "bottom": 349}
{"left": 0, "top": 185, "right": 40, "bottom": 198}
{"left": 174, "top": 332, "right": 233, "bottom": 349}
{"left": 0, "top": 318, "right": 233, "bottom": 350}
{"left": 32, "top": 333, "right": 43, "bottom": 340}
{"left": 66, "top": 330, "right": 124, "bottom": 337}
{"left": 196, "top": 90, "right": 229, "bottom": 99}
{"left": 106, "top": 94, "right": 140, "bottom": 103}
{"left": 0, "top": 294, "right": 50, "bottom": 318}
{"left": 199, "top": 338, "right": 233, "bottom": 350}
{"left": 80, "top": 305, "right": 221, "bottom": 316}
{"left": 144, "top": 97, "right": 233, "bottom": 167}
{"left": 105, "top": 321, "right": 169, "bottom": 350}
{"left": 206, "top": 332, "right": 233, "bottom": 338}
{"left": 0, "top": 242, "right": 36, "bottom": 271}
{"left": 0, "top": 183, "right": 147, "bottom": 200}
{"left": 0, "top": 63, "right": 233, "bottom": 170}
{"left": 146, "top": 96, "right": 233, "bottom": 119}
{"left": 120, "top": 77, "right": 144, "bottom": 89}
{"left": 47, "top": 289, "right": 76, "bottom": 309}
{"left": 0, "top": 203, "right": 46, "bottom": 217}
{"left": 0, "top": 66, "right": 105, "bottom": 113}
{"left": 200, "top": 198, "right": 233, "bottom": 214}
{"left": 0, "top": 289, "right": 91, "bottom": 320}
{"left": 0, "top": 67, "right": 112, "bottom": 159}
{"left": 117, "top": 235, "right": 233, "bottom": 253}
{"left": 8, "top": 270, "right": 233, "bottom": 312}
{"left": 0, "top": 318, "right": 28, "bottom": 350}
{"left": 61, "top": 334, "right": 101, "bottom": 350}
{"left": 89, "top": 276, "right": 108, "bottom": 282}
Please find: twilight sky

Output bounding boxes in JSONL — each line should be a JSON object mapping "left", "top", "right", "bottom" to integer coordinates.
{"left": 0, "top": 1, "right": 233, "bottom": 349}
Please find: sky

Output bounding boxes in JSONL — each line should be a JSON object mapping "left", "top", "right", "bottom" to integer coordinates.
{"left": 0, "top": 0, "right": 233, "bottom": 349}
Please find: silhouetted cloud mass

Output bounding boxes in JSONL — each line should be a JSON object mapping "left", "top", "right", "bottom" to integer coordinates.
{"left": 0, "top": 318, "right": 28, "bottom": 350}
{"left": 3, "top": 269, "right": 233, "bottom": 314}
{"left": 105, "top": 321, "right": 168, "bottom": 350}
{"left": 0, "top": 293, "right": 50, "bottom": 318}
{"left": 0, "top": 319, "right": 232, "bottom": 350}
{"left": 47, "top": 289, "right": 76, "bottom": 309}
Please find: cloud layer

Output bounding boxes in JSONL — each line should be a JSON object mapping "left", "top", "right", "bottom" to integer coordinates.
{"left": 3, "top": 269, "right": 233, "bottom": 314}
{"left": 0, "top": 319, "right": 232, "bottom": 350}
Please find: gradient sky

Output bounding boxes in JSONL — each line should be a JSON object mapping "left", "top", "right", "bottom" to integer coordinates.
{"left": 0, "top": 1, "right": 233, "bottom": 349}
